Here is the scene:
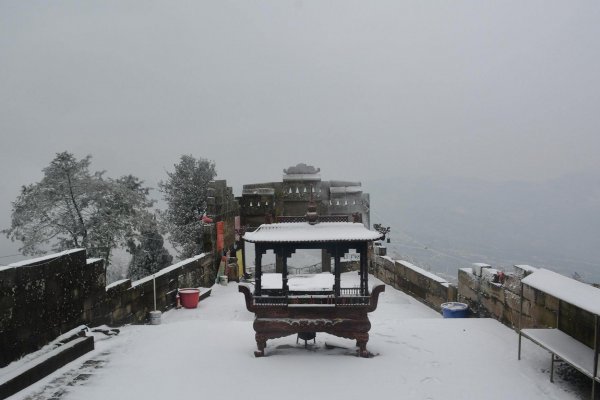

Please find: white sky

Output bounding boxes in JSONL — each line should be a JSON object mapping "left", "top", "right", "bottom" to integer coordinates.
{"left": 1, "top": 1, "right": 599, "bottom": 259}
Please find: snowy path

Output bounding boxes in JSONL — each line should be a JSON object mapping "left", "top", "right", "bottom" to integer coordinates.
{"left": 7, "top": 274, "right": 585, "bottom": 400}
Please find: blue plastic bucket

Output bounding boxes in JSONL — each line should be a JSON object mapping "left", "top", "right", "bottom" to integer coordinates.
{"left": 441, "top": 302, "right": 469, "bottom": 318}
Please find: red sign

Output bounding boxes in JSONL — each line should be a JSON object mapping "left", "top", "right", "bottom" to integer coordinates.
{"left": 216, "top": 221, "right": 225, "bottom": 252}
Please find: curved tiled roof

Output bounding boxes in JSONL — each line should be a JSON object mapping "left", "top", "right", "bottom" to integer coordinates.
{"left": 243, "top": 222, "right": 382, "bottom": 243}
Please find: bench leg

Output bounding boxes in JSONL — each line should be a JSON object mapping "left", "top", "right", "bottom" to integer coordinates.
{"left": 550, "top": 353, "right": 556, "bottom": 383}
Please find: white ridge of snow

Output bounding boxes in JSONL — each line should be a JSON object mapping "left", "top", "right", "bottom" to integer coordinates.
{"left": 399, "top": 260, "right": 450, "bottom": 285}
{"left": 106, "top": 279, "right": 130, "bottom": 290}
{"left": 2, "top": 249, "right": 85, "bottom": 271}
{"left": 131, "top": 253, "right": 208, "bottom": 287}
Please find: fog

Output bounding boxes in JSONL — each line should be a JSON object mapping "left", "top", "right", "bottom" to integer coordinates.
{"left": 1, "top": 1, "right": 599, "bottom": 280}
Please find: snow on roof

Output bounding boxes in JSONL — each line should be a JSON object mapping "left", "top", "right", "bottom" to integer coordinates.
{"left": 243, "top": 222, "right": 382, "bottom": 243}
{"left": 472, "top": 262, "right": 492, "bottom": 267}
{"left": 329, "top": 186, "right": 362, "bottom": 195}
{"left": 515, "top": 264, "right": 538, "bottom": 273}
{"left": 282, "top": 173, "right": 321, "bottom": 181}
{"left": 521, "top": 268, "right": 600, "bottom": 315}
{"left": 242, "top": 187, "right": 275, "bottom": 196}
{"left": 86, "top": 258, "right": 103, "bottom": 265}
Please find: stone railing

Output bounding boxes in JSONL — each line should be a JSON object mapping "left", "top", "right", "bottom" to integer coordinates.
{"left": 371, "top": 255, "right": 457, "bottom": 311}
{"left": 101, "top": 254, "right": 214, "bottom": 325}
{"left": 458, "top": 264, "right": 595, "bottom": 347}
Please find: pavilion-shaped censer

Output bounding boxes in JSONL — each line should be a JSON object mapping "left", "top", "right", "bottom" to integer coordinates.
{"left": 239, "top": 201, "right": 385, "bottom": 357}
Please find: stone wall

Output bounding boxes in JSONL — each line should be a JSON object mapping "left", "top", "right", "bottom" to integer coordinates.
{"left": 457, "top": 265, "right": 595, "bottom": 347}
{"left": 206, "top": 180, "right": 239, "bottom": 253}
{"left": 372, "top": 255, "right": 457, "bottom": 311}
{"left": 0, "top": 249, "right": 214, "bottom": 367}
{"left": 100, "top": 254, "right": 214, "bottom": 325}
{"left": 0, "top": 249, "right": 103, "bottom": 367}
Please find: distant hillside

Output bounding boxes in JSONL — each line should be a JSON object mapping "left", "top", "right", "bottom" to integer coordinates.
{"left": 367, "top": 173, "right": 600, "bottom": 283}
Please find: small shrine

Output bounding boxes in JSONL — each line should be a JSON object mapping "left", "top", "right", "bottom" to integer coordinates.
{"left": 239, "top": 202, "right": 385, "bottom": 357}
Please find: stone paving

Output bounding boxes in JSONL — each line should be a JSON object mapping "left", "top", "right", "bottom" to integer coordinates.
{"left": 19, "top": 352, "right": 111, "bottom": 400}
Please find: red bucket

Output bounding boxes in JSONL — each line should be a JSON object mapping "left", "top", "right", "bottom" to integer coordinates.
{"left": 179, "top": 288, "right": 200, "bottom": 309}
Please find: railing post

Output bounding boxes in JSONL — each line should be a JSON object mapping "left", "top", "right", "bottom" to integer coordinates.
{"left": 518, "top": 282, "right": 524, "bottom": 360}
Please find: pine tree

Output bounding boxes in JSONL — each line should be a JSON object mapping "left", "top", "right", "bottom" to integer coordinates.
{"left": 3, "top": 152, "right": 155, "bottom": 265}
{"left": 126, "top": 220, "right": 173, "bottom": 280}
{"left": 159, "top": 155, "right": 216, "bottom": 259}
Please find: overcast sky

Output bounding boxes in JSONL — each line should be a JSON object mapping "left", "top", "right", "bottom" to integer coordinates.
{"left": 1, "top": 1, "right": 599, "bottom": 261}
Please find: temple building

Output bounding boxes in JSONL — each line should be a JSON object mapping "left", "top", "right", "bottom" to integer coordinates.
{"left": 238, "top": 163, "right": 371, "bottom": 230}
{"left": 237, "top": 163, "right": 372, "bottom": 274}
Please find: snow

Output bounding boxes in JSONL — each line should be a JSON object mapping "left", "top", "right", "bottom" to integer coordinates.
{"left": 399, "top": 260, "right": 450, "bottom": 286}
{"left": 131, "top": 253, "right": 208, "bottom": 286}
{"left": 521, "top": 329, "right": 600, "bottom": 378}
{"left": 282, "top": 173, "right": 321, "bottom": 181}
{"left": 262, "top": 272, "right": 335, "bottom": 291}
{"left": 5, "top": 273, "right": 582, "bottom": 400}
{"left": 330, "top": 186, "right": 362, "bottom": 194}
{"left": 522, "top": 268, "right": 600, "bottom": 315}
{"left": 178, "top": 288, "right": 199, "bottom": 294}
{"left": 0, "top": 249, "right": 84, "bottom": 271}
{"left": 440, "top": 302, "right": 468, "bottom": 311}
{"left": 244, "top": 222, "right": 382, "bottom": 243}
{"left": 515, "top": 264, "right": 539, "bottom": 274}
{"left": 105, "top": 279, "right": 129, "bottom": 290}
{"left": 0, "top": 325, "right": 88, "bottom": 381}
{"left": 472, "top": 263, "right": 492, "bottom": 268}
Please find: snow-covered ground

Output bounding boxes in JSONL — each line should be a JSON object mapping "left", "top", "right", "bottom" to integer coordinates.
{"left": 7, "top": 274, "right": 585, "bottom": 400}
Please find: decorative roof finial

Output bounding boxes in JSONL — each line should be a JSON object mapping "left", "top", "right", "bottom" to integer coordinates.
{"left": 283, "top": 163, "right": 320, "bottom": 175}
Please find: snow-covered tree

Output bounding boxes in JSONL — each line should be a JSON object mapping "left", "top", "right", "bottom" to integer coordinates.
{"left": 3, "top": 152, "right": 155, "bottom": 264}
{"left": 126, "top": 220, "right": 173, "bottom": 280}
{"left": 159, "top": 155, "right": 216, "bottom": 259}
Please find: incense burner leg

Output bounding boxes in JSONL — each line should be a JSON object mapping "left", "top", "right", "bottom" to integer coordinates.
{"left": 356, "top": 333, "right": 369, "bottom": 358}
{"left": 255, "top": 334, "right": 267, "bottom": 357}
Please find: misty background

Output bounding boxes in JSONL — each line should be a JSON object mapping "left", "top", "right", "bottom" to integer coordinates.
{"left": 1, "top": 1, "right": 599, "bottom": 281}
